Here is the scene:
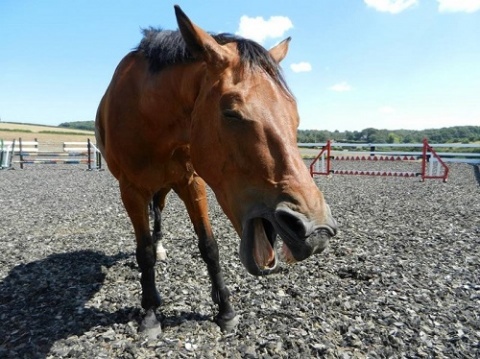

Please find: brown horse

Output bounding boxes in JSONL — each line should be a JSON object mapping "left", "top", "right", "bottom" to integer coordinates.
{"left": 95, "top": 5, "right": 337, "bottom": 333}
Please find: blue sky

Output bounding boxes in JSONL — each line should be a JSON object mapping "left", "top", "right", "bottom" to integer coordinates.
{"left": 1, "top": 0, "right": 479, "bottom": 131}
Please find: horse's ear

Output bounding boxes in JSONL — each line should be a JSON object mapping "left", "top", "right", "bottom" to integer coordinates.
{"left": 174, "top": 5, "right": 227, "bottom": 65}
{"left": 269, "top": 37, "right": 291, "bottom": 64}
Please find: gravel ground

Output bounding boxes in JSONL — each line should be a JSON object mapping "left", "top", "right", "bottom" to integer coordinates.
{"left": 0, "top": 162, "right": 479, "bottom": 358}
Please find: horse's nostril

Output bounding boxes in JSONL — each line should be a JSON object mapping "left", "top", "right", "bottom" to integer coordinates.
{"left": 276, "top": 210, "right": 307, "bottom": 238}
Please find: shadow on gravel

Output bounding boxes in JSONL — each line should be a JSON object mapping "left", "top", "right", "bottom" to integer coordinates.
{"left": 0, "top": 250, "right": 132, "bottom": 358}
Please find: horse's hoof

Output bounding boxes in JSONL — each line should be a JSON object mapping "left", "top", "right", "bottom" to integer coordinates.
{"left": 139, "top": 309, "right": 162, "bottom": 339}
{"left": 216, "top": 314, "right": 239, "bottom": 333}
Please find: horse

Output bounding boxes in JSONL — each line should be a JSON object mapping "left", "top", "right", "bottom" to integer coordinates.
{"left": 95, "top": 5, "right": 337, "bottom": 334}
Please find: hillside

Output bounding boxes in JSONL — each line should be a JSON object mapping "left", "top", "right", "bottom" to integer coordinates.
{"left": 0, "top": 122, "right": 95, "bottom": 152}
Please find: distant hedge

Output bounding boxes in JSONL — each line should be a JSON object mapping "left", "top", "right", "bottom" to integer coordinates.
{"left": 59, "top": 121, "right": 95, "bottom": 132}
{"left": 0, "top": 128, "right": 32, "bottom": 133}
{"left": 39, "top": 130, "right": 93, "bottom": 136}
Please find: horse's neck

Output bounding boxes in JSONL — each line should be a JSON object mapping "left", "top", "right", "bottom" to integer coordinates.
{"left": 141, "top": 63, "right": 205, "bottom": 146}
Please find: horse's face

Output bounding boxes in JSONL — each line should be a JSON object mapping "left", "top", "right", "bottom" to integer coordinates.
{"left": 176, "top": 7, "right": 337, "bottom": 275}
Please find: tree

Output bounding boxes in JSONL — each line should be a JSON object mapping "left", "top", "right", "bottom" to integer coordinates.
{"left": 387, "top": 133, "right": 400, "bottom": 144}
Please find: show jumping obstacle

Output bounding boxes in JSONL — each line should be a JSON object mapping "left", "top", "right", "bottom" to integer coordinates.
{"left": 307, "top": 139, "right": 460, "bottom": 182}
{"left": 0, "top": 138, "right": 102, "bottom": 170}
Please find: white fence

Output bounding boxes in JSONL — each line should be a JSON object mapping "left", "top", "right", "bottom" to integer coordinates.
{"left": 0, "top": 138, "right": 102, "bottom": 170}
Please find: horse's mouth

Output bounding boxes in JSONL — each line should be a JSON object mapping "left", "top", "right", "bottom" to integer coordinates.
{"left": 239, "top": 217, "right": 300, "bottom": 276}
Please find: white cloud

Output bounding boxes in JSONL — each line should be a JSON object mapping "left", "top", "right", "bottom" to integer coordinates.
{"left": 236, "top": 15, "right": 293, "bottom": 44}
{"left": 437, "top": 0, "right": 480, "bottom": 13}
{"left": 329, "top": 82, "right": 353, "bottom": 92}
{"left": 379, "top": 106, "right": 396, "bottom": 114}
{"left": 364, "top": 0, "right": 418, "bottom": 14}
{"left": 290, "top": 62, "right": 312, "bottom": 73}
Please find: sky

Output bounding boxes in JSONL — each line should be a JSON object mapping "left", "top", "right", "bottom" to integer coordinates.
{"left": 1, "top": 0, "right": 480, "bottom": 132}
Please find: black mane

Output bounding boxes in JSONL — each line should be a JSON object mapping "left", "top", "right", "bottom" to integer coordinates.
{"left": 137, "top": 28, "right": 291, "bottom": 95}
{"left": 137, "top": 28, "right": 195, "bottom": 71}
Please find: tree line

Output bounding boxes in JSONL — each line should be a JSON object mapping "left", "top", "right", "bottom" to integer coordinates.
{"left": 59, "top": 121, "right": 96, "bottom": 132}
{"left": 297, "top": 126, "right": 480, "bottom": 144}
{"left": 59, "top": 121, "right": 480, "bottom": 145}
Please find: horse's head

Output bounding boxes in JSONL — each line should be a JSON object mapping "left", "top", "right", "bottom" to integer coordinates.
{"left": 175, "top": 6, "right": 337, "bottom": 275}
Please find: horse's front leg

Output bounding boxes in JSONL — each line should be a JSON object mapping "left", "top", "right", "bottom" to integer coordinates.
{"left": 120, "top": 181, "right": 162, "bottom": 333}
{"left": 151, "top": 189, "right": 170, "bottom": 260}
{"left": 174, "top": 175, "right": 238, "bottom": 332}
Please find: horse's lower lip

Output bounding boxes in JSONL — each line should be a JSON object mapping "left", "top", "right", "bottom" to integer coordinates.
{"left": 240, "top": 216, "right": 312, "bottom": 275}
{"left": 240, "top": 217, "right": 279, "bottom": 276}
{"left": 252, "top": 218, "right": 276, "bottom": 269}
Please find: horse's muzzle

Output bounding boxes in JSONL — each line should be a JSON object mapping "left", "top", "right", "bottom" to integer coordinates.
{"left": 239, "top": 205, "right": 337, "bottom": 276}
{"left": 274, "top": 204, "right": 337, "bottom": 253}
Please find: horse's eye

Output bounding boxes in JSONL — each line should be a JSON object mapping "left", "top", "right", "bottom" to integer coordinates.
{"left": 223, "top": 109, "right": 243, "bottom": 121}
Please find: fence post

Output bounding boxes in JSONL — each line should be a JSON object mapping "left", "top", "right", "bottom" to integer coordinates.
{"left": 420, "top": 138, "right": 427, "bottom": 181}
{"left": 326, "top": 140, "right": 332, "bottom": 174}
{"left": 19, "top": 137, "right": 24, "bottom": 169}
{"left": 97, "top": 150, "right": 102, "bottom": 170}
{"left": 0, "top": 139, "right": 3, "bottom": 168}
{"left": 87, "top": 138, "right": 92, "bottom": 170}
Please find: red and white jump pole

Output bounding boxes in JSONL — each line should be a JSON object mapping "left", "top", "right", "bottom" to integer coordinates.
{"left": 309, "top": 139, "right": 449, "bottom": 182}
